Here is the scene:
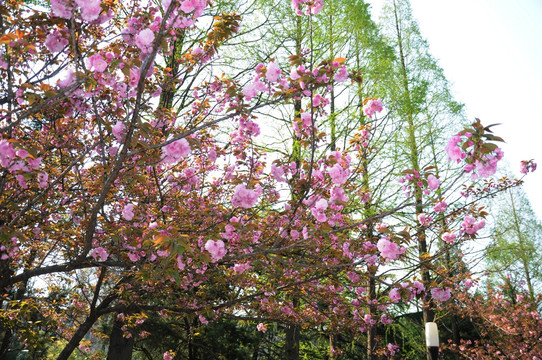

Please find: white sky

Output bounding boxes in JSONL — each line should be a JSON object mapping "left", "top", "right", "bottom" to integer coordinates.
{"left": 366, "top": 0, "right": 542, "bottom": 219}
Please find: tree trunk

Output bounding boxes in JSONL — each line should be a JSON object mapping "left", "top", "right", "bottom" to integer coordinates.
{"left": 107, "top": 315, "right": 134, "bottom": 360}
{"left": 284, "top": 323, "right": 300, "bottom": 360}
{"left": 392, "top": 1, "right": 435, "bottom": 358}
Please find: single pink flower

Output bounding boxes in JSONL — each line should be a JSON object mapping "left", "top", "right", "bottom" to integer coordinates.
{"left": 88, "top": 53, "right": 107, "bottom": 73}
{"left": 426, "top": 174, "right": 440, "bottom": 191}
{"left": 266, "top": 61, "right": 281, "bottom": 83}
{"left": 231, "top": 184, "right": 261, "bottom": 208}
{"left": 363, "top": 99, "right": 383, "bottom": 118}
{"left": 433, "top": 201, "right": 447, "bottom": 213}
{"left": 417, "top": 213, "right": 432, "bottom": 226}
{"left": 135, "top": 28, "right": 155, "bottom": 53}
{"left": 334, "top": 65, "right": 348, "bottom": 82}
{"left": 75, "top": 0, "right": 102, "bottom": 22}
{"left": 122, "top": 203, "right": 135, "bottom": 221}
{"left": 377, "top": 237, "right": 404, "bottom": 261}
{"left": 45, "top": 30, "right": 68, "bottom": 53}
{"left": 162, "top": 138, "right": 191, "bottom": 164}
{"left": 91, "top": 247, "right": 109, "bottom": 261}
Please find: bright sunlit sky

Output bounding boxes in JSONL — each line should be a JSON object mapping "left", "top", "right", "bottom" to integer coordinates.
{"left": 366, "top": 0, "right": 542, "bottom": 219}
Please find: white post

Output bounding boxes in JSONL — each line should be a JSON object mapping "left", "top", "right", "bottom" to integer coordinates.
{"left": 425, "top": 321, "right": 439, "bottom": 359}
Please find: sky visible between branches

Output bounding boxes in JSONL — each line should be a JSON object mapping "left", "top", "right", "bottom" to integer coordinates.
{"left": 367, "top": 0, "right": 542, "bottom": 219}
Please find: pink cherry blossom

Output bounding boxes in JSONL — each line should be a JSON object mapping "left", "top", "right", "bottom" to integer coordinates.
{"left": 122, "top": 203, "right": 135, "bottom": 221}
{"left": 45, "top": 30, "right": 68, "bottom": 53}
{"left": 38, "top": 172, "right": 49, "bottom": 188}
{"left": 231, "top": 184, "right": 261, "bottom": 208}
{"left": 205, "top": 240, "right": 227, "bottom": 262}
{"left": 50, "top": 0, "right": 74, "bottom": 19}
{"left": 433, "top": 201, "right": 447, "bottom": 213}
{"left": 461, "top": 215, "right": 485, "bottom": 235}
{"left": 162, "top": 138, "right": 191, "bottom": 164}
{"left": 310, "top": 198, "right": 328, "bottom": 222}
{"left": 431, "top": 287, "right": 451, "bottom": 302}
{"left": 0, "top": 140, "right": 17, "bottom": 169}
{"left": 520, "top": 160, "right": 537, "bottom": 174}
{"left": 135, "top": 28, "right": 155, "bottom": 53}
{"left": 291, "top": 0, "right": 323, "bottom": 15}
{"left": 87, "top": 53, "right": 107, "bottom": 73}
{"left": 163, "top": 351, "right": 174, "bottom": 360}
{"left": 330, "top": 186, "right": 349, "bottom": 204}
{"left": 270, "top": 164, "right": 286, "bottom": 182}
{"left": 377, "top": 237, "right": 405, "bottom": 261}
{"left": 75, "top": 0, "right": 102, "bottom": 22}
{"left": 266, "top": 61, "right": 281, "bottom": 83}
{"left": 417, "top": 213, "right": 431, "bottom": 226}
{"left": 91, "top": 247, "right": 109, "bottom": 261}
{"left": 290, "top": 66, "right": 301, "bottom": 80}
{"left": 363, "top": 99, "right": 383, "bottom": 118}
{"left": 112, "top": 121, "right": 125, "bottom": 142}
{"left": 389, "top": 288, "right": 401, "bottom": 303}
{"left": 412, "top": 281, "right": 425, "bottom": 294}
{"left": 445, "top": 135, "right": 465, "bottom": 163}
{"left": 426, "top": 174, "right": 440, "bottom": 191}
{"left": 181, "top": 0, "right": 206, "bottom": 14}
{"left": 257, "top": 323, "right": 267, "bottom": 333}
{"left": 442, "top": 232, "right": 456, "bottom": 244}
{"left": 334, "top": 65, "right": 348, "bottom": 82}
{"left": 16, "top": 175, "right": 27, "bottom": 189}
{"left": 328, "top": 163, "right": 349, "bottom": 185}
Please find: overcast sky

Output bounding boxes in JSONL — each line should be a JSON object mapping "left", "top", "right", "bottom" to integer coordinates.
{"left": 367, "top": 0, "right": 542, "bottom": 219}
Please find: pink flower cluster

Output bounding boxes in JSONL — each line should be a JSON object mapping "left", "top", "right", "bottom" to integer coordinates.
{"left": 417, "top": 213, "right": 432, "bottom": 226}
{"left": 377, "top": 237, "right": 405, "bottom": 261}
{"left": 389, "top": 281, "right": 425, "bottom": 303}
{"left": 50, "top": 0, "right": 103, "bottom": 22}
{"left": 45, "top": 30, "right": 68, "bottom": 53}
{"left": 291, "top": 0, "right": 324, "bottom": 16}
{"left": 0, "top": 237, "right": 19, "bottom": 260}
{"left": 162, "top": 138, "right": 191, "bottom": 164}
{"left": 461, "top": 215, "right": 485, "bottom": 235}
{"left": 399, "top": 171, "right": 440, "bottom": 198}
{"left": 334, "top": 65, "right": 348, "bottom": 82}
{"left": 122, "top": 204, "right": 135, "bottom": 221}
{"left": 446, "top": 133, "right": 504, "bottom": 179}
{"left": 310, "top": 198, "right": 328, "bottom": 222}
{"left": 363, "top": 99, "right": 383, "bottom": 119}
{"left": 179, "top": 0, "right": 207, "bottom": 15}
{"left": 231, "top": 184, "right": 261, "bottom": 209}
{"left": 0, "top": 139, "right": 42, "bottom": 172}
{"left": 205, "top": 240, "right": 227, "bottom": 262}
{"left": 442, "top": 232, "right": 456, "bottom": 244}
{"left": 520, "top": 160, "right": 537, "bottom": 174}
{"left": 256, "top": 323, "right": 267, "bottom": 333}
{"left": 91, "top": 247, "right": 109, "bottom": 261}
{"left": 431, "top": 287, "right": 451, "bottom": 302}
{"left": 243, "top": 61, "right": 287, "bottom": 101}
{"left": 328, "top": 163, "right": 350, "bottom": 185}
{"left": 135, "top": 28, "right": 155, "bottom": 54}
{"left": 433, "top": 200, "right": 447, "bottom": 213}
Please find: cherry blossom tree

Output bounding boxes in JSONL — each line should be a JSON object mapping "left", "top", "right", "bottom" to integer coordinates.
{"left": 0, "top": 0, "right": 534, "bottom": 359}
